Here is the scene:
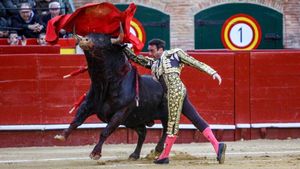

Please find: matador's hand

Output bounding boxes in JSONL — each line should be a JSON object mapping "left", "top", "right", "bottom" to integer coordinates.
{"left": 212, "top": 73, "right": 222, "bottom": 85}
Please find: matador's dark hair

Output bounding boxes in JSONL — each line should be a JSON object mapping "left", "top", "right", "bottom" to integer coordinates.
{"left": 148, "top": 39, "right": 165, "bottom": 50}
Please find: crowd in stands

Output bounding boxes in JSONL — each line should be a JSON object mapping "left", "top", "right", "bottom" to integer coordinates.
{"left": 0, "top": 0, "right": 73, "bottom": 45}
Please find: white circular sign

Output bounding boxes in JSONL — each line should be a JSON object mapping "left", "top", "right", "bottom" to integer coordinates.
{"left": 229, "top": 23, "right": 253, "bottom": 48}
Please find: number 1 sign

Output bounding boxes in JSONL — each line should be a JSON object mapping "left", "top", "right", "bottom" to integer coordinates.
{"left": 221, "top": 14, "right": 261, "bottom": 50}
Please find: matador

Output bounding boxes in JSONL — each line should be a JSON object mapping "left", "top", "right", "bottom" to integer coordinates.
{"left": 123, "top": 39, "right": 226, "bottom": 165}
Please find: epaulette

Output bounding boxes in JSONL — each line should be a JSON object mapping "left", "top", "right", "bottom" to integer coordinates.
{"left": 165, "top": 48, "right": 184, "bottom": 55}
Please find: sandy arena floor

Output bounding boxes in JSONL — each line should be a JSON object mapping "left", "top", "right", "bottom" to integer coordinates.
{"left": 0, "top": 139, "right": 300, "bottom": 169}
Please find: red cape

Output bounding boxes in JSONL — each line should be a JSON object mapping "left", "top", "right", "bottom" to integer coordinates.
{"left": 46, "top": 2, "right": 144, "bottom": 53}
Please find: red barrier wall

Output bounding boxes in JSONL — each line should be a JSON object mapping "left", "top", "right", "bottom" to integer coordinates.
{"left": 250, "top": 51, "right": 300, "bottom": 123}
{"left": 186, "top": 52, "right": 235, "bottom": 125}
{"left": 0, "top": 38, "right": 76, "bottom": 55}
{"left": 0, "top": 45, "right": 60, "bottom": 54}
{"left": 1, "top": 49, "right": 300, "bottom": 147}
{"left": 0, "top": 53, "right": 234, "bottom": 125}
{"left": 56, "top": 38, "right": 76, "bottom": 48}
{"left": 0, "top": 38, "right": 38, "bottom": 45}
{"left": 0, "top": 38, "right": 76, "bottom": 47}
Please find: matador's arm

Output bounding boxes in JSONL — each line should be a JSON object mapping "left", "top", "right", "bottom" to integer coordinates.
{"left": 172, "top": 48, "right": 222, "bottom": 85}
{"left": 123, "top": 47, "right": 154, "bottom": 69}
{"left": 174, "top": 49, "right": 216, "bottom": 75}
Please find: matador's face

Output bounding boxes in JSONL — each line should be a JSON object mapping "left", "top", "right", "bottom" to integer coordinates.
{"left": 148, "top": 45, "right": 163, "bottom": 59}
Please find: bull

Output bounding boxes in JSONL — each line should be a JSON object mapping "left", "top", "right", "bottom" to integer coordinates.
{"left": 54, "top": 29, "right": 169, "bottom": 160}
{"left": 54, "top": 26, "right": 210, "bottom": 161}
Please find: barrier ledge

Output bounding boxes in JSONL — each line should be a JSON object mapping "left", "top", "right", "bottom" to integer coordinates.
{"left": 0, "top": 123, "right": 236, "bottom": 131}
{"left": 1, "top": 122, "right": 293, "bottom": 131}
{"left": 0, "top": 38, "right": 38, "bottom": 45}
{"left": 0, "top": 45, "right": 60, "bottom": 54}
{"left": 188, "top": 49, "right": 300, "bottom": 53}
{"left": 0, "top": 38, "right": 76, "bottom": 47}
{"left": 56, "top": 38, "right": 76, "bottom": 47}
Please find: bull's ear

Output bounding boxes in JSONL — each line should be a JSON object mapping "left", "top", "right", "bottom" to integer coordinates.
{"left": 111, "top": 22, "right": 124, "bottom": 44}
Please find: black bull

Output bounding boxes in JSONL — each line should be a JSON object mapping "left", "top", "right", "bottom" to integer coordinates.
{"left": 55, "top": 33, "right": 205, "bottom": 160}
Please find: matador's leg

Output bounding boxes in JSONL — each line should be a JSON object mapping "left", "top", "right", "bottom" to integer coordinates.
{"left": 182, "top": 95, "right": 208, "bottom": 132}
{"left": 182, "top": 94, "right": 227, "bottom": 164}
{"left": 164, "top": 73, "right": 186, "bottom": 135}
{"left": 154, "top": 73, "right": 186, "bottom": 164}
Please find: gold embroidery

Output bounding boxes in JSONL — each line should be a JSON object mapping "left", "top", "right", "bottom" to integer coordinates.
{"left": 163, "top": 73, "right": 186, "bottom": 135}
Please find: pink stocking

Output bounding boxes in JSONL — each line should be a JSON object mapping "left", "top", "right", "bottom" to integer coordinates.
{"left": 157, "top": 135, "right": 177, "bottom": 159}
{"left": 202, "top": 127, "right": 219, "bottom": 153}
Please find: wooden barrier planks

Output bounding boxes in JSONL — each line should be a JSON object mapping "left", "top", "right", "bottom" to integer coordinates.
{"left": 1, "top": 50, "right": 300, "bottom": 146}
{"left": 250, "top": 51, "right": 300, "bottom": 123}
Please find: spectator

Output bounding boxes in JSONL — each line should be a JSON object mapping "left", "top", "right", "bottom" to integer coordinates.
{"left": 35, "top": 0, "right": 51, "bottom": 16}
{"left": 42, "top": 1, "right": 60, "bottom": 24}
{"left": 2, "top": 0, "right": 36, "bottom": 17}
{"left": 7, "top": 30, "right": 26, "bottom": 45}
{"left": 2, "top": 0, "right": 19, "bottom": 17}
{"left": 11, "top": 2, "right": 45, "bottom": 38}
{"left": 0, "top": 1, "right": 9, "bottom": 38}
{"left": 0, "top": 17, "right": 9, "bottom": 38}
{"left": 0, "top": 1, "right": 7, "bottom": 18}
{"left": 43, "top": 1, "right": 68, "bottom": 37}
{"left": 7, "top": 31, "right": 19, "bottom": 45}
{"left": 58, "top": 0, "right": 73, "bottom": 14}
{"left": 37, "top": 32, "right": 47, "bottom": 45}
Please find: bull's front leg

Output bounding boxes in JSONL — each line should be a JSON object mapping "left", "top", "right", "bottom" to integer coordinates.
{"left": 128, "top": 125, "right": 146, "bottom": 160}
{"left": 90, "top": 109, "right": 128, "bottom": 160}
{"left": 54, "top": 100, "right": 95, "bottom": 141}
{"left": 154, "top": 116, "right": 168, "bottom": 156}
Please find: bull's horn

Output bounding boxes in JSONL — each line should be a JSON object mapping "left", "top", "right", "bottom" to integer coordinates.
{"left": 73, "top": 26, "right": 83, "bottom": 41}
{"left": 111, "top": 22, "right": 124, "bottom": 44}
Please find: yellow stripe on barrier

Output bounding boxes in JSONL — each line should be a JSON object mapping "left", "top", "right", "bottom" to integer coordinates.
{"left": 60, "top": 48, "right": 76, "bottom": 54}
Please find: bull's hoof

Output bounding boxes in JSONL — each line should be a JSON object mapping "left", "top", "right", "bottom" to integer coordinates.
{"left": 89, "top": 152, "right": 102, "bottom": 160}
{"left": 54, "top": 135, "right": 66, "bottom": 141}
{"left": 128, "top": 153, "right": 140, "bottom": 160}
{"left": 144, "top": 149, "right": 161, "bottom": 160}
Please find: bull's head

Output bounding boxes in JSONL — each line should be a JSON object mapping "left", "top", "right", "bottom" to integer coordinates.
{"left": 73, "top": 23, "right": 124, "bottom": 51}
